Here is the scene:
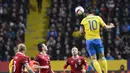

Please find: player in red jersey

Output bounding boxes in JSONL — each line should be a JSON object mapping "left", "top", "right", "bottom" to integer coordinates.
{"left": 64, "top": 47, "right": 88, "bottom": 73}
{"left": 12, "top": 43, "right": 35, "bottom": 73}
{"left": 34, "top": 43, "right": 54, "bottom": 73}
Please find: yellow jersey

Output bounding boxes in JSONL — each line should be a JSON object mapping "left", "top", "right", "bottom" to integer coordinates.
{"left": 81, "top": 14, "right": 105, "bottom": 40}
{"left": 9, "top": 59, "right": 13, "bottom": 73}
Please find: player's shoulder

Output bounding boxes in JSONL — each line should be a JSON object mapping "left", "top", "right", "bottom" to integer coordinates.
{"left": 14, "top": 54, "right": 28, "bottom": 63}
{"left": 35, "top": 54, "right": 41, "bottom": 59}
{"left": 36, "top": 54, "right": 40, "bottom": 57}
{"left": 81, "top": 17, "right": 87, "bottom": 24}
{"left": 20, "top": 55, "right": 29, "bottom": 62}
{"left": 35, "top": 53, "right": 47, "bottom": 59}
{"left": 21, "top": 55, "right": 28, "bottom": 59}
{"left": 14, "top": 54, "right": 26, "bottom": 59}
{"left": 89, "top": 15, "right": 100, "bottom": 18}
{"left": 89, "top": 15, "right": 100, "bottom": 19}
{"left": 46, "top": 54, "right": 50, "bottom": 57}
{"left": 95, "top": 15, "right": 102, "bottom": 19}
{"left": 66, "top": 57, "right": 73, "bottom": 63}
{"left": 67, "top": 57, "right": 71, "bottom": 60}
{"left": 26, "top": 56, "right": 30, "bottom": 61}
{"left": 82, "top": 17, "right": 87, "bottom": 21}
{"left": 67, "top": 57, "right": 73, "bottom": 61}
{"left": 79, "top": 56, "right": 86, "bottom": 60}
{"left": 19, "top": 54, "right": 29, "bottom": 60}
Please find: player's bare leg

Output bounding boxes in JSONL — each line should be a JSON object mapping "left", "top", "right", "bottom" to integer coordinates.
{"left": 99, "top": 53, "right": 107, "bottom": 73}
{"left": 90, "top": 55, "right": 102, "bottom": 73}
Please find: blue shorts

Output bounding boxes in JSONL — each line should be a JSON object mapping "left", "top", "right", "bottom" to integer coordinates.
{"left": 86, "top": 39, "right": 104, "bottom": 56}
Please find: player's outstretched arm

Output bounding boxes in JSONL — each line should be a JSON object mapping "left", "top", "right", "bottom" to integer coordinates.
{"left": 24, "top": 63, "right": 35, "bottom": 73}
{"left": 80, "top": 25, "right": 84, "bottom": 33}
{"left": 64, "top": 63, "right": 69, "bottom": 73}
{"left": 103, "top": 23, "right": 115, "bottom": 29}
{"left": 33, "top": 64, "right": 49, "bottom": 69}
{"left": 98, "top": 16, "right": 115, "bottom": 29}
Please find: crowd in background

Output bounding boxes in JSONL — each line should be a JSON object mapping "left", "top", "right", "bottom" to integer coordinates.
{"left": 0, "top": 0, "right": 130, "bottom": 61}
{"left": 47, "top": 0, "right": 130, "bottom": 60}
{"left": 0, "top": 0, "right": 29, "bottom": 61}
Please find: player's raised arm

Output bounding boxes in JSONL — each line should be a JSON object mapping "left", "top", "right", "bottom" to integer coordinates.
{"left": 80, "top": 25, "right": 84, "bottom": 34}
{"left": 98, "top": 16, "right": 115, "bottom": 29}
{"left": 24, "top": 63, "right": 35, "bottom": 73}
{"left": 80, "top": 18, "right": 85, "bottom": 34}
{"left": 103, "top": 23, "right": 115, "bottom": 29}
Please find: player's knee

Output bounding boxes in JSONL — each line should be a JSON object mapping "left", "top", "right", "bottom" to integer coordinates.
{"left": 99, "top": 53, "right": 106, "bottom": 60}
{"left": 90, "top": 55, "right": 97, "bottom": 61}
{"left": 91, "top": 59, "right": 98, "bottom": 64}
{"left": 99, "top": 55, "right": 106, "bottom": 60}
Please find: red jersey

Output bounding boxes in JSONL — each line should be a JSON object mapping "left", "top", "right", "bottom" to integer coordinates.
{"left": 35, "top": 53, "right": 53, "bottom": 73}
{"left": 64, "top": 56, "right": 88, "bottom": 73}
{"left": 12, "top": 52, "right": 29, "bottom": 73}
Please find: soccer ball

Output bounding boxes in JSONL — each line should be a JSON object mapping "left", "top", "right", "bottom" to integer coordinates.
{"left": 75, "top": 6, "right": 84, "bottom": 15}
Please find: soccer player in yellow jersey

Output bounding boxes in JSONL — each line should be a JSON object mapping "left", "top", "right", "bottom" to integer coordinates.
{"left": 80, "top": 9, "right": 115, "bottom": 73}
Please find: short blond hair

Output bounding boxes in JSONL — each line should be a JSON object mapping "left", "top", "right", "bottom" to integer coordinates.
{"left": 17, "top": 43, "right": 26, "bottom": 52}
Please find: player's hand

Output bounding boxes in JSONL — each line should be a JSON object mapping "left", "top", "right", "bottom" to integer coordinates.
{"left": 63, "top": 69, "right": 66, "bottom": 73}
{"left": 110, "top": 23, "right": 115, "bottom": 28}
{"left": 43, "top": 66, "right": 49, "bottom": 69}
{"left": 82, "top": 69, "right": 86, "bottom": 73}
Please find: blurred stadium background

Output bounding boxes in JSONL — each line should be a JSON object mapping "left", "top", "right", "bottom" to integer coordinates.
{"left": 0, "top": 0, "right": 130, "bottom": 73}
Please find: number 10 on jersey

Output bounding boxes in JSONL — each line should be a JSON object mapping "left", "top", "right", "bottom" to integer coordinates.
{"left": 88, "top": 20, "right": 98, "bottom": 31}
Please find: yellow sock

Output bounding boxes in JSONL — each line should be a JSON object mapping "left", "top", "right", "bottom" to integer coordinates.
{"left": 92, "top": 60, "right": 102, "bottom": 73}
{"left": 99, "top": 59, "right": 107, "bottom": 73}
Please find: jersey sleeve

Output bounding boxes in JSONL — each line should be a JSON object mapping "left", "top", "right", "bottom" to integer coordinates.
{"left": 64, "top": 59, "right": 70, "bottom": 69}
{"left": 82, "top": 57, "right": 88, "bottom": 70}
{"left": 27, "top": 56, "right": 30, "bottom": 63}
{"left": 35, "top": 55, "right": 39, "bottom": 62}
{"left": 80, "top": 18, "right": 85, "bottom": 25}
{"left": 80, "top": 18, "right": 85, "bottom": 34}
{"left": 21, "top": 56, "right": 29, "bottom": 64}
{"left": 98, "top": 16, "right": 106, "bottom": 27}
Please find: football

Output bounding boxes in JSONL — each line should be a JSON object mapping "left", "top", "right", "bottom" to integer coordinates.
{"left": 75, "top": 6, "right": 84, "bottom": 15}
